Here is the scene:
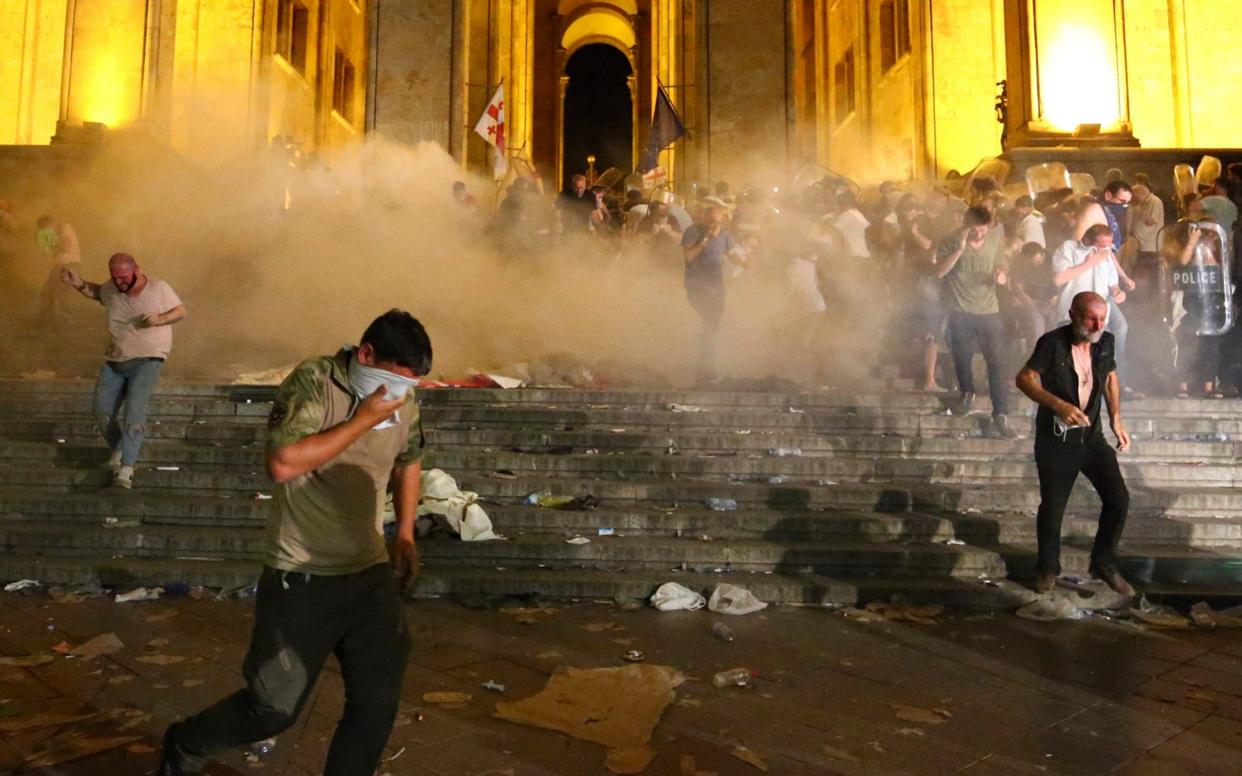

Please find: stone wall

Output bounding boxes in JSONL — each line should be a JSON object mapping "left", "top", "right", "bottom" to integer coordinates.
{"left": 371, "top": 0, "right": 454, "bottom": 149}
{"left": 701, "top": 0, "right": 788, "bottom": 186}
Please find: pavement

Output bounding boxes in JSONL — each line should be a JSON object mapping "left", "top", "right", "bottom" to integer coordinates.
{"left": 1, "top": 586, "right": 1242, "bottom": 775}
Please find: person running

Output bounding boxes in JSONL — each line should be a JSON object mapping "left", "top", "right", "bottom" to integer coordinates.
{"left": 160, "top": 309, "right": 431, "bottom": 776}
{"left": 61, "top": 253, "right": 185, "bottom": 488}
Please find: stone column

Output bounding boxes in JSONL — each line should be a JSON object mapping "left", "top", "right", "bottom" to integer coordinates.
{"left": 555, "top": 71, "right": 568, "bottom": 188}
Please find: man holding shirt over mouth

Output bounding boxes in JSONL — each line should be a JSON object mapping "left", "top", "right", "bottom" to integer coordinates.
{"left": 160, "top": 309, "right": 431, "bottom": 776}
{"left": 1015, "top": 292, "right": 1134, "bottom": 597}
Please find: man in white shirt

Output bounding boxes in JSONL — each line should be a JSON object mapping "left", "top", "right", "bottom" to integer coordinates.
{"left": 1052, "top": 225, "right": 1133, "bottom": 388}
{"left": 786, "top": 233, "right": 831, "bottom": 383}
{"left": 1013, "top": 195, "right": 1046, "bottom": 248}
{"left": 62, "top": 253, "right": 185, "bottom": 488}
{"left": 833, "top": 190, "right": 871, "bottom": 260}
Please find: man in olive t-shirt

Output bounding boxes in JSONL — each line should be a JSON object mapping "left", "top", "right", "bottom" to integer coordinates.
{"left": 161, "top": 310, "right": 431, "bottom": 776}
{"left": 935, "top": 205, "right": 1015, "bottom": 437}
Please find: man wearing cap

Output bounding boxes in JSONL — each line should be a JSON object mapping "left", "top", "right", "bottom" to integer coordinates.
{"left": 61, "top": 253, "right": 185, "bottom": 489}
{"left": 161, "top": 309, "right": 430, "bottom": 776}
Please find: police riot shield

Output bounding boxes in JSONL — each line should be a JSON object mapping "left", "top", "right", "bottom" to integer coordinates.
{"left": 1069, "top": 172, "right": 1097, "bottom": 196}
{"left": 1162, "top": 220, "right": 1234, "bottom": 336}
{"left": 1173, "top": 164, "right": 1198, "bottom": 216}
{"left": 1025, "top": 162, "right": 1071, "bottom": 198}
{"left": 1196, "top": 155, "right": 1223, "bottom": 189}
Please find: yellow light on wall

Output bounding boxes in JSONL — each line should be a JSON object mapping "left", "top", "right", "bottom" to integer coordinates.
{"left": 1039, "top": 24, "right": 1119, "bottom": 131}
{"left": 64, "top": 0, "right": 147, "bottom": 129}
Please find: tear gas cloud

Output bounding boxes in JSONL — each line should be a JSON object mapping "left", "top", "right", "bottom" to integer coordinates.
{"left": 2, "top": 136, "right": 867, "bottom": 386}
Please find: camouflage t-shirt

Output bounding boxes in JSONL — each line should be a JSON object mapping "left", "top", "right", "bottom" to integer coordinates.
{"left": 264, "top": 349, "right": 424, "bottom": 575}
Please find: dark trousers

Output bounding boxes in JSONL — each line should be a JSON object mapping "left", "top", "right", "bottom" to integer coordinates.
{"left": 1177, "top": 319, "right": 1222, "bottom": 387}
{"left": 687, "top": 284, "right": 725, "bottom": 382}
{"left": 947, "top": 311, "right": 1008, "bottom": 415}
{"left": 1034, "top": 435, "right": 1129, "bottom": 575}
{"left": 170, "top": 563, "right": 411, "bottom": 775}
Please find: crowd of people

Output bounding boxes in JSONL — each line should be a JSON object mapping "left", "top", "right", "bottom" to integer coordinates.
{"left": 470, "top": 160, "right": 1242, "bottom": 430}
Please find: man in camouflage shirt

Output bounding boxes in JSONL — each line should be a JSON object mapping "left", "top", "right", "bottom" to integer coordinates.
{"left": 161, "top": 310, "right": 431, "bottom": 776}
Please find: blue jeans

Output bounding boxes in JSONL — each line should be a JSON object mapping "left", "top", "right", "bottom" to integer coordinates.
{"left": 1107, "top": 300, "right": 1128, "bottom": 384}
{"left": 93, "top": 358, "right": 164, "bottom": 466}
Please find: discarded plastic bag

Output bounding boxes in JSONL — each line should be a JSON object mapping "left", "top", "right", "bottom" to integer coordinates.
{"left": 418, "top": 469, "right": 500, "bottom": 541}
{"left": 1015, "top": 593, "right": 1088, "bottom": 621}
{"left": 4, "top": 579, "right": 40, "bottom": 592}
{"left": 707, "top": 584, "right": 768, "bottom": 615}
{"left": 649, "top": 582, "right": 705, "bottom": 611}
{"left": 1130, "top": 596, "right": 1191, "bottom": 629}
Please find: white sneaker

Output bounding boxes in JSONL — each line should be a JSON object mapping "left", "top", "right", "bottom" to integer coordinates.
{"left": 108, "top": 450, "right": 123, "bottom": 474}
{"left": 115, "top": 465, "right": 134, "bottom": 490}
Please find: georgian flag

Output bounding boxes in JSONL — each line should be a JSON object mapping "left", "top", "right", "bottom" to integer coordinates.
{"left": 473, "top": 84, "right": 507, "bottom": 179}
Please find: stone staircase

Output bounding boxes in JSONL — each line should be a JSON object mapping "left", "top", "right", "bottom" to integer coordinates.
{"left": 0, "top": 379, "right": 1241, "bottom": 607}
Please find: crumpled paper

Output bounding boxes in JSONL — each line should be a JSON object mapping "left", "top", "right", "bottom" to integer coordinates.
{"left": 417, "top": 469, "right": 500, "bottom": 541}
{"left": 495, "top": 664, "right": 684, "bottom": 774}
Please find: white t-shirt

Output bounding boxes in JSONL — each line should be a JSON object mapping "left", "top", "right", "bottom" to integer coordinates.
{"left": 834, "top": 208, "right": 871, "bottom": 258}
{"left": 1052, "top": 240, "right": 1118, "bottom": 322}
{"left": 787, "top": 256, "right": 827, "bottom": 314}
{"left": 99, "top": 277, "right": 182, "bottom": 361}
{"left": 1015, "top": 213, "right": 1046, "bottom": 248}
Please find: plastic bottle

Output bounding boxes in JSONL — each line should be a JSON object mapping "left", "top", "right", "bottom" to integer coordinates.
{"left": 705, "top": 498, "right": 738, "bottom": 511}
{"left": 712, "top": 667, "right": 753, "bottom": 687}
{"left": 711, "top": 622, "right": 736, "bottom": 642}
{"left": 767, "top": 447, "right": 803, "bottom": 458}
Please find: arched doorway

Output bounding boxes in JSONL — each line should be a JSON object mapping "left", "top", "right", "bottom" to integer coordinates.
{"left": 561, "top": 44, "right": 633, "bottom": 191}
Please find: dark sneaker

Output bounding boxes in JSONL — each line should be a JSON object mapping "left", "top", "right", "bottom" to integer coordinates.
{"left": 992, "top": 416, "right": 1019, "bottom": 439}
{"left": 1033, "top": 572, "right": 1056, "bottom": 594}
{"left": 1089, "top": 563, "right": 1136, "bottom": 597}
{"left": 159, "top": 723, "right": 188, "bottom": 776}
{"left": 949, "top": 391, "right": 975, "bottom": 417}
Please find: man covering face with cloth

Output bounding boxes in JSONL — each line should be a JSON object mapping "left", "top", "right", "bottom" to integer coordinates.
{"left": 161, "top": 309, "right": 431, "bottom": 776}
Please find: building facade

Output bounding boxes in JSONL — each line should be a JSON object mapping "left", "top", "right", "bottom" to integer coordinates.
{"left": 1, "top": 0, "right": 368, "bottom": 162}
{"left": 2, "top": 1, "right": 1238, "bottom": 187}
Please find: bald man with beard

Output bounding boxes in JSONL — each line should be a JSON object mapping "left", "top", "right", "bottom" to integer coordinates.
{"left": 62, "top": 253, "right": 185, "bottom": 488}
{"left": 1016, "top": 291, "right": 1134, "bottom": 597}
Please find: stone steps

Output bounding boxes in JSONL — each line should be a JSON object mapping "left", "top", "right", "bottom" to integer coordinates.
{"left": 0, "top": 520, "right": 1238, "bottom": 595}
{"left": 426, "top": 449, "right": 1241, "bottom": 487}
{"left": 0, "top": 380, "right": 1239, "bottom": 604}
{"left": 422, "top": 428, "right": 1237, "bottom": 461}
{"left": 0, "top": 439, "right": 1234, "bottom": 488}
{"left": 0, "top": 460, "right": 1237, "bottom": 519}
{"left": 3, "top": 492, "right": 1240, "bottom": 547}
{"left": 451, "top": 473, "right": 1242, "bottom": 519}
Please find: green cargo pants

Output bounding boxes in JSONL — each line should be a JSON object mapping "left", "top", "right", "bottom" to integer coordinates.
{"left": 168, "top": 562, "right": 411, "bottom": 775}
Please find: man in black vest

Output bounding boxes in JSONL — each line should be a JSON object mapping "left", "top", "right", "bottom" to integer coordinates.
{"left": 1015, "top": 291, "right": 1134, "bottom": 596}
